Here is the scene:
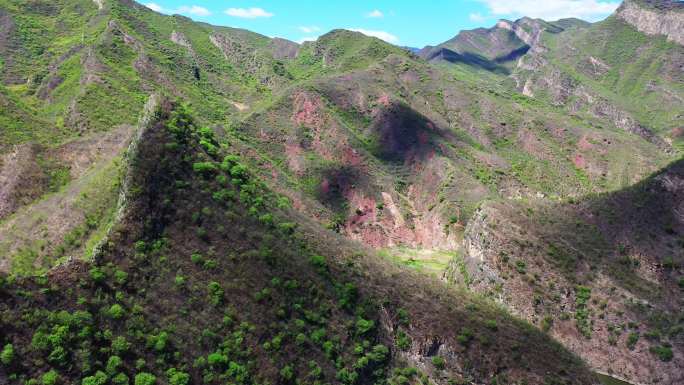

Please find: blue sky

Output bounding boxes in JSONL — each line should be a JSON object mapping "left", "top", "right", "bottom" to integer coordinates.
{"left": 140, "top": 0, "right": 621, "bottom": 47}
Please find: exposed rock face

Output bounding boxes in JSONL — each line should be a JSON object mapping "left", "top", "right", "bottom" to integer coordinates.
{"left": 170, "top": 30, "right": 192, "bottom": 50}
{"left": 616, "top": 0, "right": 684, "bottom": 46}
{"left": 495, "top": 17, "right": 559, "bottom": 52}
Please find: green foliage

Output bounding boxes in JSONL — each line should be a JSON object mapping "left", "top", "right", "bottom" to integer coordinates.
{"left": 106, "top": 355, "right": 123, "bottom": 375}
{"left": 649, "top": 345, "right": 673, "bottom": 362}
{"left": 166, "top": 369, "right": 190, "bottom": 385}
{"left": 574, "top": 286, "right": 592, "bottom": 338}
{"left": 355, "top": 318, "right": 375, "bottom": 335}
{"left": 134, "top": 373, "right": 156, "bottom": 385}
{"left": 41, "top": 370, "right": 59, "bottom": 385}
{"left": 89, "top": 268, "right": 106, "bottom": 283}
{"left": 207, "top": 281, "right": 224, "bottom": 306}
{"left": 431, "top": 356, "right": 446, "bottom": 370}
{"left": 515, "top": 260, "right": 527, "bottom": 274}
{"left": 456, "top": 328, "right": 474, "bottom": 346}
{"left": 280, "top": 365, "right": 294, "bottom": 381}
{"left": 82, "top": 371, "right": 108, "bottom": 385}
{"left": 114, "top": 270, "right": 128, "bottom": 285}
{"left": 192, "top": 162, "right": 218, "bottom": 176}
{"left": 0, "top": 343, "right": 14, "bottom": 365}
{"left": 107, "top": 304, "right": 126, "bottom": 319}
{"left": 112, "top": 373, "right": 129, "bottom": 385}
{"left": 626, "top": 332, "right": 639, "bottom": 350}
{"left": 148, "top": 331, "right": 169, "bottom": 352}
{"left": 310, "top": 254, "right": 328, "bottom": 273}
{"left": 111, "top": 336, "right": 131, "bottom": 354}
{"left": 485, "top": 319, "right": 498, "bottom": 331}
{"left": 395, "top": 331, "right": 411, "bottom": 350}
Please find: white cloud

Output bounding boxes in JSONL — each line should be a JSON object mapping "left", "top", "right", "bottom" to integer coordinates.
{"left": 469, "top": 12, "right": 486, "bottom": 22}
{"left": 225, "top": 7, "right": 274, "bottom": 18}
{"left": 144, "top": 3, "right": 211, "bottom": 17}
{"left": 144, "top": 2, "right": 163, "bottom": 12}
{"left": 477, "top": 0, "right": 620, "bottom": 21}
{"left": 298, "top": 26, "right": 320, "bottom": 33}
{"left": 366, "top": 9, "right": 383, "bottom": 18}
{"left": 297, "top": 36, "right": 319, "bottom": 44}
{"left": 177, "top": 5, "right": 211, "bottom": 16}
{"left": 349, "top": 28, "right": 398, "bottom": 44}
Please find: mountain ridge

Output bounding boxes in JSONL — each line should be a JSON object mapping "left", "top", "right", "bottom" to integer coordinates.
{"left": 0, "top": 0, "right": 682, "bottom": 384}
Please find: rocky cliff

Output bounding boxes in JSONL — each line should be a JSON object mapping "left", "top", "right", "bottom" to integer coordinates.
{"left": 616, "top": 0, "right": 684, "bottom": 45}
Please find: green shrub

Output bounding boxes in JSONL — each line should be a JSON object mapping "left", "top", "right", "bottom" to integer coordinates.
{"left": 397, "top": 308, "right": 410, "bottom": 325}
{"left": 174, "top": 275, "right": 185, "bottom": 287}
{"left": 310, "top": 328, "right": 326, "bottom": 344}
{"left": 48, "top": 346, "right": 67, "bottom": 365}
{"left": 356, "top": 318, "right": 375, "bottom": 335}
{"left": 134, "top": 373, "right": 156, "bottom": 385}
{"left": 106, "top": 355, "right": 123, "bottom": 375}
{"left": 431, "top": 355, "right": 445, "bottom": 369}
{"left": 107, "top": 304, "right": 125, "bottom": 319}
{"left": 190, "top": 253, "right": 203, "bottom": 264}
{"left": 396, "top": 331, "right": 411, "bottom": 350}
{"left": 308, "top": 361, "right": 322, "bottom": 379}
{"left": 41, "top": 370, "right": 59, "bottom": 385}
{"left": 207, "top": 352, "right": 228, "bottom": 367}
{"left": 626, "top": 332, "right": 639, "bottom": 350}
{"left": 114, "top": 270, "right": 128, "bottom": 285}
{"left": 112, "top": 373, "right": 129, "bottom": 385}
{"left": 82, "top": 371, "right": 108, "bottom": 385}
{"left": 456, "top": 328, "right": 473, "bottom": 346}
{"left": 367, "top": 344, "right": 389, "bottom": 362}
{"left": 166, "top": 369, "right": 190, "bottom": 385}
{"left": 322, "top": 340, "right": 335, "bottom": 358}
{"left": 192, "top": 162, "right": 217, "bottom": 176}
{"left": 574, "top": 285, "right": 592, "bottom": 338}
{"left": 280, "top": 365, "right": 294, "bottom": 381}
{"left": 336, "top": 368, "right": 358, "bottom": 385}
{"left": 111, "top": 336, "right": 131, "bottom": 354}
{"left": 310, "top": 255, "right": 327, "bottom": 268}
{"left": 0, "top": 343, "right": 13, "bottom": 365}
{"left": 89, "top": 268, "right": 106, "bottom": 283}
{"left": 515, "top": 260, "right": 526, "bottom": 274}
{"left": 148, "top": 332, "right": 168, "bottom": 352}
{"left": 207, "top": 281, "right": 224, "bottom": 305}
{"left": 650, "top": 345, "right": 673, "bottom": 362}
{"left": 485, "top": 319, "right": 498, "bottom": 330}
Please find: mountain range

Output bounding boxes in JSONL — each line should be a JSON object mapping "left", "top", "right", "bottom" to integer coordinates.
{"left": 0, "top": 1, "right": 682, "bottom": 384}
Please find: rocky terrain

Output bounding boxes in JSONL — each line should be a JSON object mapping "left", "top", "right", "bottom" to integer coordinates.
{"left": 0, "top": 0, "right": 682, "bottom": 384}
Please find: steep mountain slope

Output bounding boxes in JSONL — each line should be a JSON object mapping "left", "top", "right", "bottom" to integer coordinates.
{"left": 236, "top": 30, "right": 668, "bottom": 251}
{"left": 0, "top": 0, "right": 682, "bottom": 384}
{"left": 512, "top": 0, "right": 684, "bottom": 149}
{"left": 0, "top": 97, "right": 599, "bottom": 385}
{"left": 1, "top": 0, "right": 671, "bottom": 275}
{"left": 452, "top": 159, "right": 684, "bottom": 384}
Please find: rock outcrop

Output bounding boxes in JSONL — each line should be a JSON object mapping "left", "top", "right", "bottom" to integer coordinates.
{"left": 616, "top": 0, "right": 684, "bottom": 46}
